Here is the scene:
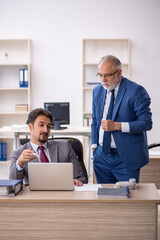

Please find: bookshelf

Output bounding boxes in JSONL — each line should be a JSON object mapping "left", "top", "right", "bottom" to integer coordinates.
{"left": 0, "top": 39, "right": 31, "bottom": 127}
{"left": 82, "top": 39, "right": 131, "bottom": 126}
{"left": 0, "top": 39, "right": 31, "bottom": 159}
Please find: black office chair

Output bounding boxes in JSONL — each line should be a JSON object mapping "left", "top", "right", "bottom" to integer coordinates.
{"left": 148, "top": 142, "right": 160, "bottom": 149}
{"left": 20, "top": 138, "right": 30, "bottom": 145}
{"left": 48, "top": 137, "right": 88, "bottom": 183}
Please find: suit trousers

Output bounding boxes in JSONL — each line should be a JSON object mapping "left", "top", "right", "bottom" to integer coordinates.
{"left": 93, "top": 145, "right": 140, "bottom": 184}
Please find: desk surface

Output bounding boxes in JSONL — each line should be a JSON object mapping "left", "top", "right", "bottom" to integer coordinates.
{"left": 0, "top": 183, "right": 159, "bottom": 203}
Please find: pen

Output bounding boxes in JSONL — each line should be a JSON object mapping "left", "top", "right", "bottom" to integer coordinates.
{"left": 32, "top": 152, "right": 41, "bottom": 162}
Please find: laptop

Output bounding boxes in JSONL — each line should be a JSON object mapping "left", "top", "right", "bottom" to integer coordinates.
{"left": 28, "top": 162, "right": 74, "bottom": 191}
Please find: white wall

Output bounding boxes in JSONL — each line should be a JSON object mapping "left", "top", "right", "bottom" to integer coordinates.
{"left": 0, "top": 0, "right": 160, "bottom": 144}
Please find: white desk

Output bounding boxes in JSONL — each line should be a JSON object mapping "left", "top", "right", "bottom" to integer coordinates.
{"left": 0, "top": 126, "right": 91, "bottom": 176}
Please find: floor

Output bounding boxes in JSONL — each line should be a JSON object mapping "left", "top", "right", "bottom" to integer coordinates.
{"left": 0, "top": 160, "right": 160, "bottom": 239}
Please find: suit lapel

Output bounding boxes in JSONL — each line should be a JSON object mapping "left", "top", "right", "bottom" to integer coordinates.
{"left": 47, "top": 141, "right": 58, "bottom": 163}
{"left": 112, "top": 77, "right": 126, "bottom": 120}
{"left": 27, "top": 141, "right": 58, "bottom": 163}
{"left": 98, "top": 87, "right": 106, "bottom": 128}
{"left": 27, "top": 142, "right": 32, "bottom": 149}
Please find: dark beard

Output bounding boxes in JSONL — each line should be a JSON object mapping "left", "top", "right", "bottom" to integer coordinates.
{"left": 38, "top": 132, "right": 48, "bottom": 144}
{"left": 38, "top": 138, "right": 47, "bottom": 144}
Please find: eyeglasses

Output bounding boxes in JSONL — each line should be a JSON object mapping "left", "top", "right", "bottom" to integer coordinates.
{"left": 96, "top": 70, "right": 119, "bottom": 79}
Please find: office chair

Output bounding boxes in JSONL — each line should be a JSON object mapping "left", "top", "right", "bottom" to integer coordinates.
{"left": 48, "top": 137, "right": 88, "bottom": 183}
{"left": 20, "top": 138, "right": 30, "bottom": 145}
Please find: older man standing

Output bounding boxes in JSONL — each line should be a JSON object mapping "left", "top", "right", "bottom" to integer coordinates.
{"left": 91, "top": 55, "right": 152, "bottom": 183}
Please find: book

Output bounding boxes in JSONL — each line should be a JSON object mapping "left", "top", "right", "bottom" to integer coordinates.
{"left": 86, "top": 82, "right": 100, "bottom": 85}
{"left": 0, "top": 179, "right": 23, "bottom": 196}
{"left": 0, "top": 142, "right": 7, "bottom": 161}
{"left": 97, "top": 186, "right": 130, "bottom": 199}
{"left": 15, "top": 104, "right": 28, "bottom": 112}
{"left": 19, "top": 68, "right": 28, "bottom": 88}
{"left": 83, "top": 117, "right": 88, "bottom": 127}
{"left": 83, "top": 117, "right": 92, "bottom": 127}
{"left": 24, "top": 68, "right": 28, "bottom": 87}
{"left": 2, "top": 142, "right": 7, "bottom": 161}
{"left": 88, "top": 117, "right": 92, "bottom": 127}
{"left": 19, "top": 68, "right": 24, "bottom": 87}
{"left": 0, "top": 143, "right": 2, "bottom": 161}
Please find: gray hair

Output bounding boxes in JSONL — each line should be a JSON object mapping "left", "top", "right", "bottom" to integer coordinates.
{"left": 98, "top": 55, "right": 122, "bottom": 70}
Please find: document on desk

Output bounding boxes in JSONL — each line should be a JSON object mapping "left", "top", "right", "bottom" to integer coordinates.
{"left": 74, "top": 184, "right": 102, "bottom": 191}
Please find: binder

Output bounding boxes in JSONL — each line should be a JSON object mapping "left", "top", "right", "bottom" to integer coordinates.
{"left": 2, "top": 142, "right": 7, "bottom": 161}
{"left": 0, "top": 179, "right": 23, "bottom": 196}
{"left": 83, "top": 117, "right": 92, "bottom": 127}
{"left": 0, "top": 143, "right": 2, "bottom": 161}
{"left": 97, "top": 186, "right": 130, "bottom": 199}
{"left": 83, "top": 117, "right": 88, "bottom": 127}
{"left": 0, "top": 142, "right": 7, "bottom": 161}
{"left": 88, "top": 117, "right": 92, "bottom": 127}
{"left": 19, "top": 68, "right": 24, "bottom": 87}
{"left": 24, "top": 68, "right": 28, "bottom": 87}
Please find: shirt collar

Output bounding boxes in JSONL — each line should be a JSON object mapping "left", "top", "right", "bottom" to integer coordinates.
{"left": 114, "top": 81, "right": 120, "bottom": 93}
{"left": 30, "top": 141, "right": 48, "bottom": 152}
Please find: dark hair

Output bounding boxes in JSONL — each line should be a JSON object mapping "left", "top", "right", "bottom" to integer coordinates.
{"left": 26, "top": 108, "right": 53, "bottom": 125}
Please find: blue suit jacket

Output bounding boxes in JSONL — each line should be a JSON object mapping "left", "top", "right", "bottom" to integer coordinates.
{"left": 91, "top": 76, "right": 152, "bottom": 170}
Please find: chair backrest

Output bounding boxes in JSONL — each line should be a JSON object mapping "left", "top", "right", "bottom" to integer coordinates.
{"left": 48, "top": 137, "right": 88, "bottom": 182}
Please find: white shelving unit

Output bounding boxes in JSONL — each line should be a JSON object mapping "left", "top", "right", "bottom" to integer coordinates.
{"left": 82, "top": 39, "right": 131, "bottom": 126}
{"left": 0, "top": 39, "right": 31, "bottom": 127}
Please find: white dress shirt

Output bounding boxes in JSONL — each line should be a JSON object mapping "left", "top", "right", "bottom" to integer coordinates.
{"left": 92, "top": 83, "right": 130, "bottom": 150}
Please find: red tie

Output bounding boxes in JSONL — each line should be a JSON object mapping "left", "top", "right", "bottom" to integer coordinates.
{"left": 39, "top": 146, "right": 49, "bottom": 163}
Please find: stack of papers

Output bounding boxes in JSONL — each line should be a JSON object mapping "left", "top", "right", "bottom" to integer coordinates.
{"left": 97, "top": 186, "right": 130, "bottom": 199}
{"left": 74, "top": 184, "right": 102, "bottom": 191}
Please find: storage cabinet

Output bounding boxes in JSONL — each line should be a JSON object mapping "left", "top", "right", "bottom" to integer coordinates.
{"left": 0, "top": 39, "right": 31, "bottom": 127}
{"left": 82, "top": 39, "right": 131, "bottom": 126}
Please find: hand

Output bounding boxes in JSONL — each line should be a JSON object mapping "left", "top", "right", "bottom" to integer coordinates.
{"left": 101, "top": 120, "right": 121, "bottom": 132}
{"left": 74, "top": 179, "right": 83, "bottom": 186}
{"left": 18, "top": 148, "right": 37, "bottom": 168}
